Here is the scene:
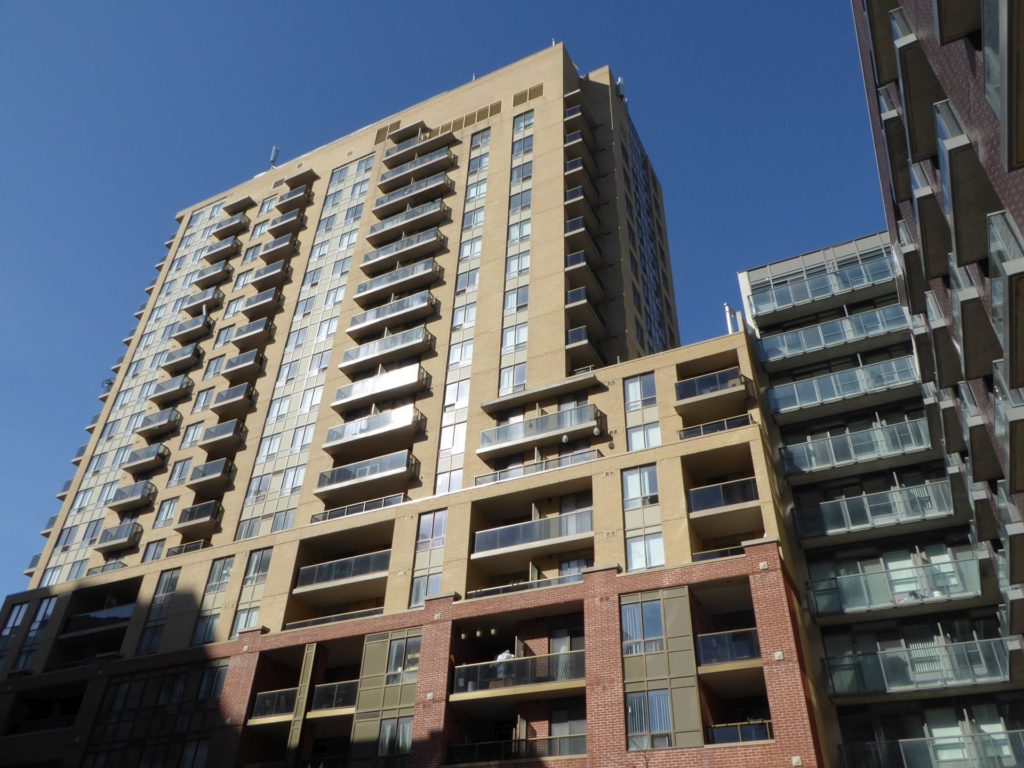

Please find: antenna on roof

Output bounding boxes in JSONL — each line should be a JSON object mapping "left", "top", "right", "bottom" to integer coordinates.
{"left": 268, "top": 146, "right": 280, "bottom": 169}
{"left": 551, "top": 38, "right": 556, "bottom": 46}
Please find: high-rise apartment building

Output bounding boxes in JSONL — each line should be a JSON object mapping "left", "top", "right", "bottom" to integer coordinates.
{"left": 0, "top": 45, "right": 828, "bottom": 768}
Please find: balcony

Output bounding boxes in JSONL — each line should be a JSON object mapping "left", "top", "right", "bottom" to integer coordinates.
{"left": 86, "top": 411, "right": 99, "bottom": 432}
{"left": 825, "top": 637, "right": 1010, "bottom": 699}
{"left": 274, "top": 184, "right": 311, "bottom": 213}
{"left": 891, "top": 9, "right": 946, "bottom": 162}
{"left": 354, "top": 259, "right": 440, "bottom": 308}
{"left": 674, "top": 367, "right": 747, "bottom": 421}
{"left": 372, "top": 173, "right": 453, "bottom": 217}
{"left": 222, "top": 195, "right": 254, "bottom": 216}
{"left": 471, "top": 509, "right": 593, "bottom": 572}
{"left": 210, "top": 212, "right": 249, "bottom": 239}
{"left": 293, "top": 550, "right": 391, "bottom": 604}
{"left": 377, "top": 148, "right": 455, "bottom": 192}
{"left": 311, "top": 493, "right": 404, "bottom": 525}
{"left": 72, "top": 443, "right": 87, "bottom": 465}
{"left": 361, "top": 228, "right": 444, "bottom": 275}
{"left": 451, "top": 650, "right": 585, "bottom": 700}
{"left": 192, "top": 260, "right": 232, "bottom": 289}
{"left": 107, "top": 480, "right": 157, "bottom": 512}
{"left": 94, "top": 521, "right": 143, "bottom": 554}
{"left": 768, "top": 356, "right": 919, "bottom": 425}
{"left": 347, "top": 290, "right": 436, "bottom": 338}
{"left": 41, "top": 514, "right": 57, "bottom": 535}
{"left": 338, "top": 327, "right": 433, "bottom": 375}
{"left": 680, "top": 414, "right": 752, "bottom": 440}
{"left": 382, "top": 129, "right": 455, "bottom": 167}
{"left": 60, "top": 603, "right": 135, "bottom": 638}
{"left": 696, "top": 628, "right": 761, "bottom": 668}
{"left": 366, "top": 200, "right": 449, "bottom": 247}
{"left": 249, "top": 688, "right": 296, "bottom": 724}
{"left": 759, "top": 304, "right": 909, "bottom": 369}
{"left": 911, "top": 163, "right": 952, "bottom": 280}
{"left": 990, "top": 212, "right": 1024, "bottom": 389}
{"left": 237, "top": 289, "right": 279, "bottom": 323}
{"left": 994, "top": 360, "right": 1024, "bottom": 495}
{"left": 564, "top": 217, "right": 601, "bottom": 263}
{"left": 448, "top": 736, "right": 586, "bottom": 764}
{"left": 564, "top": 155, "right": 596, "bottom": 193}
{"left": 169, "top": 315, "right": 213, "bottom": 344}
{"left": 232, "top": 318, "right": 274, "bottom": 351}
{"left": 477, "top": 404, "right": 602, "bottom": 460}
{"left": 251, "top": 259, "right": 290, "bottom": 290}
{"left": 186, "top": 458, "right": 235, "bottom": 492}
{"left": 56, "top": 479, "right": 72, "bottom": 501}
{"left": 180, "top": 287, "right": 223, "bottom": 317}
{"left": 565, "top": 326, "right": 603, "bottom": 371}
{"left": 165, "top": 540, "right": 209, "bottom": 559}
{"left": 260, "top": 234, "right": 298, "bottom": 263}
{"left": 687, "top": 478, "right": 761, "bottom": 540}
{"left": 878, "top": 86, "right": 912, "bottom": 203}
{"left": 809, "top": 555, "right": 983, "bottom": 619}
{"left": 564, "top": 250, "right": 604, "bottom": 299}
{"left": 122, "top": 443, "right": 170, "bottom": 475}
{"left": 174, "top": 500, "right": 223, "bottom": 537}
{"left": 198, "top": 419, "right": 247, "bottom": 455}
{"left": 309, "top": 680, "right": 358, "bottom": 717}
{"left": 840, "top": 729, "right": 1024, "bottom": 768}
{"left": 136, "top": 408, "right": 182, "bottom": 438}
{"left": 314, "top": 450, "right": 418, "bottom": 504}
{"left": 149, "top": 374, "right": 193, "bottom": 406}
{"left": 201, "top": 236, "right": 239, "bottom": 264}
{"left": 564, "top": 287, "right": 606, "bottom": 338}
{"left": 474, "top": 448, "right": 600, "bottom": 487}
{"left": 212, "top": 381, "right": 256, "bottom": 417}
{"left": 86, "top": 561, "right": 126, "bottom": 577}
{"left": 782, "top": 419, "right": 932, "bottom": 482}
{"left": 749, "top": 254, "right": 895, "bottom": 322}
{"left": 266, "top": 209, "right": 304, "bottom": 237}
{"left": 796, "top": 479, "right": 956, "bottom": 544}
{"left": 705, "top": 721, "right": 773, "bottom": 745}
{"left": 563, "top": 187, "right": 598, "bottom": 233}
{"left": 331, "top": 365, "right": 428, "bottom": 414}
{"left": 24, "top": 553, "right": 40, "bottom": 576}
{"left": 466, "top": 573, "right": 583, "bottom": 601}
{"left": 283, "top": 605, "right": 384, "bottom": 631}
{"left": 322, "top": 404, "right": 423, "bottom": 457}
{"left": 222, "top": 349, "right": 265, "bottom": 383}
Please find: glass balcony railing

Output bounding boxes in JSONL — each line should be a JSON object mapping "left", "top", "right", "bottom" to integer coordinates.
{"left": 310, "top": 680, "right": 358, "bottom": 711}
{"left": 275, "top": 185, "right": 310, "bottom": 209}
{"left": 749, "top": 255, "right": 895, "bottom": 316}
{"left": 989, "top": 212, "right": 1024, "bottom": 351}
{"left": 340, "top": 327, "right": 432, "bottom": 367}
{"left": 311, "top": 493, "right": 404, "bottom": 525}
{"left": 295, "top": 550, "right": 391, "bottom": 589}
{"left": 333, "top": 365, "right": 426, "bottom": 408}
{"left": 474, "top": 509, "right": 592, "bottom": 554}
{"left": 994, "top": 360, "right": 1024, "bottom": 466}
{"left": 166, "top": 540, "right": 208, "bottom": 558}
{"left": 706, "top": 721, "right": 773, "bottom": 744}
{"left": 782, "top": 419, "right": 931, "bottom": 474}
{"left": 233, "top": 317, "right": 272, "bottom": 343}
{"left": 840, "top": 729, "right": 1024, "bottom": 768}
{"left": 696, "top": 629, "right": 761, "bottom": 666}
{"left": 177, "top": 500, "right": 222, "bottom": 526}
{"left": 283, "top": 606, "right": 383, "bottom": 631}
{"left": 378, "top": 148, "right": 452, "bottom": 184}
{"left": 825, "top": 637, "right": 1009, "bottom": 696}
{"left": 211, "top": 212, "right": 249, "bottom": 235}
{"left": 62, "top": 603, "right": 135, "bottom": 635}
{"left": 251, "top": 688, "right": 297, "bottom": 719}
{"left": 368, "top": 201, "right": 448, "bottom": 240}
{"left": 687, "top": 478, "right": 758, "bottom": 513}
{"left": 479, "top": 404, "right": 600, "bottom": 451}
{"left": 109, "top": 480, "right": 157, "bottom": 508}
{"left": 124, "top": 443, "right": 169, "bottom": 468}
{"left": 679, "top": 414, "right": 751, "bottom": 440}
{"left": 566, "top": 326, "right": 596, "bottom": 346}
{"left": 356, "top": 259, "right": 438, "bottom": 299}
{"left": 466, "top": 573, "right": 584, "bottom": 600}
{"left": 97, "top": 521, "right": 143, "bottom": 548}
{"left": 675, "top": 367, "right": 742, "bottom": 400}
{"left": 769, "top": 356, "right": 918, "bottom": 413}
{"left": 268, "top": 209, "right": 303, "bottom": 231}
{"left": 373, "top": 172, "right": 450, "bottom": 210}
{"left": 317, "top": 451, "right": 415, "bottom": 492}
{"left": 201, "top": 419, "right": 245, "bottom": 444}
{"left": 162, "top": 344, "right": 203, "bottom": 370}
{"left": 448, "top": 736, "right": 587, "bottom": 764}
{"left": 214, "top": 382, "right": 255, "bottom": 409}
{"left": 151, "top": 374, "right": 193, "bottom": 401}
{"left": 795, "top": 479, "right": 954, "bottom": 539}
{"left": 808, "top": 556, "right": 982, "bottom": 616}
{"left": 452, "top": 650, "right": 585, "bottom": 694}
{"left": 261, "top": 234, "right": 297, "bottom": 259}
{"left": 348, "top": 290, "right": 433, "bottom": 331}
{"left": 474, "top": 449, "right": 600, "bottom": 486}
{"left": 363, "top": 228, "right": 443, "bottom": 270}
{"left": 759, "top": 304, "right": 908, "bottom": 362}
{"left": 182, "top": 287, "right": 223, "bottom": 313}
{"left": 325, "top": 405, "right": 420, "bottom": 446}
{"left": 224, "top": 349, "right": 264, "bottom": 374}
{"left": 188, "top": 458, "right": 234, "bottom": 484}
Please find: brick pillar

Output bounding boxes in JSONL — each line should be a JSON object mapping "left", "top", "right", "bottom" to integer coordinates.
{"left": 581, "top": 566, "right": 626, "bottom": 768}
{"left": 411, "top": 596, "right": 455, "bottom": 768}
{"left": 214, "top": 638, "right": 261, "bottom": 766}
{"left": 745, "top": 542, "right": 822, "bottom": 768}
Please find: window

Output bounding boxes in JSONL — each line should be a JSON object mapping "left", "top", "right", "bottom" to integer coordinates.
{"left": 97, "top": 481, "right": 118, "bottom": 505}
{"left": 455, "top": 268, "right": 479, "bottom": 295}
{"left": 444, "top": 380, "right": 470, "bottom": 410}
{"left": 316, "top": 317, "right": 338, "bottom": 341}
{"left": 199, "top": 665, "right": 228, "bottom": 700}
{"left": 509, "top": 189, "right": 532, "bottom": 213}
{"left": 40, "top": 568, "right": 61, "bottom": 587}
{"left": 409, "top": 573, "right": 442, "bottom": 608}
{"left": 510, "top": 161, "right": 533, "bottom": 185}
{"left": 448, "top": 340, "right": 473, "bottom": 368}
{"left": 99, "top": 420, "right": 120, "bottom": 442}
{"left": 308, "top": 351, "right": 331, "bottom": 375}
{"left": 242, "top": 245, "right": 260, "bottom": 263}
{"left": 168, "top": 459, "right": 191, "bottom": 487}
{"left": 468, "top": 154, "right": 489, "bottom": 174}
{"left": 243, "top": 548, "right": 272, "bottom": 586}
{"left": 459, "top": 236, "right": 482, "bottom": 261}
{"left": 285, "top": 328, "right": 307, "bottom": 351}
{"left": 324, "top": 287, "right": 344, "bottom": 308}
{"left": 434, "top": 468, "right": 462, "bottom": 495}
{"left": 66, "top": 559, "right": 88, "bottom": 581}
{"left": 462, "top": 207, "right": 485, "bottom": 229}
{"left": 252, "top": 221, "right": 268, "bottom": 237}
{"left": 302, "top": 267, "right": 323, "bottom": 289}
{"left": 499, "top": 363, "right": 527, "bottom": 395}
{"left": 626, "top": 690, "right": 672, "bottom": 749}
{"left": 344, "top": 203, "right": 363, "bottom": 224}
{"left": 316, "top": 216, "right": 336, "bottom": 237}
{"left": 142, "top": 540, "right": 165, "bottom": 562}
{"left": 271, "top": 508, "right": 295, "bottom": 532}
{"left": 451, "top": 303, "right": 476, "bottom": 330}
{"left": 233, "top": 271, "right": 253, "bottom": 290}
{"left": 501, "top": 323, "right": 528, "bottom": 353}
{"left": 230, "top": 607, "right": 260, "bottom": 638}
{"left": 257, "top": 433, "right": 281, "bottom": 461}
{"left": 513, "top": 111, "right": 534, "bottom": 133}
{"left": 205, "top": 557, "right": 234, "bottom": 594}
{"left": 245, "top": 474, "right": 271, "bottom": 503}
{"left": 181, "top": 421, "right": 203, "bottom": 448}
{"left": 378, "top": 717, "right": 413, "bottom": 757}
{"left": 203, "top": 355, "right": 224, "bottom": 380}
{"left": 258, "top": 196, "right": 276, "bottom": 215}
{"left": 416, "top": 510, "right": 447, "bottom": 552}
{"left": 439, "top": 422, "right": 467, "bottom": 454}
{"left": 300, "top": 385, "right": 323, "bottom": 413}
{"left": 281, "top": 465, "right": 305, "bottom": 495}
{"left": 470, "top": 128, "right": 491, "bottom": 148}
{"left": 503, "top": 286, "right": 529, "bottom": 314}
{"left": 624, "top": 373, "right": 657, "bottom": 411}
{"left": 225, "top": 297, "right": 245, "bottom": 318}
{"left": 290, "top": 424, "right": 314, "bottom": 452}
{"left": 626, "top": 533, "right": 665, "bottom": 571}
{"left": 85, "top": 453, "right": 108, "bottom": 476}
{"left": 466, "top": 179, "right": 487, "bottom": 201}
{"left": 385, "top": 636, "right": 421, "bottom": 684}
{"left": 193, "top": 387, "right": 214, "bottom": 412}
{"left": 235, "top": 518, "right": 261, "bottom": 541}
{"left": 512, "top": 135, "right": 534, "bottom": 158}
{"left": 277, "top": 361, "right": 299, "bottom": 386}
{"left": 620, "top": 599, "right": 665, "bottom": 655}
{"left": 155, "top": 498, "right": 178, "bottom": 528}
{"left": 506, "top": 250, "right": 530, "bottom": 277}
{"left": 191, "top": 614, "right": 219, "bottom": 646}
{"left": 622, "top": 465, "right": 658, "bottom": 510}
{"left": 627, "top": 422, "right": 661, "bottom": 451}
{"left": 268, "top": 395, "right": 290, "bottom": 422}
{"left": 294, "top": 297, "right": 316, "bottom": 317}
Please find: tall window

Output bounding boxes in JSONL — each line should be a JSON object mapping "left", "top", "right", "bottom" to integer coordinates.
{"left": 385, "top": 636, "right": 421, "bottom": 684}
{"left": 242, "top": 549, "right": 272, "bottom": 587}
{"left": 625, "top": 690, "right": 672, "bottom": 749}
{"left": 620, "top": 599, "right": 665, "bottom": 656}
{"left": 622, "top": 466, "right": 659, "bottom": 509}
{"left": 624, "top": 373, "right": 657, "bottom": 411}
{"left": 378, "top": 716, "right": 413, "bottom": 756}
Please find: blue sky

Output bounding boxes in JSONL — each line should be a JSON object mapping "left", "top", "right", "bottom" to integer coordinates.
{"left": 0, "top": 2, "right": 883, "bottom": 598}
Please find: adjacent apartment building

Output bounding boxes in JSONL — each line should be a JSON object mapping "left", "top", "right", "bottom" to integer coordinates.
{"left": 0, "top": 45, "right": 825, "bottom": 768}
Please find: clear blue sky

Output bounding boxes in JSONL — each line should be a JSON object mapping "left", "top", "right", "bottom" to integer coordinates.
{"left": 0, "top": 2, "right": 883, "bottom": 599}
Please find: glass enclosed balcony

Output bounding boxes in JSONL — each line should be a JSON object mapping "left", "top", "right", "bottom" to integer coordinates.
{"left": 322, "top": 404, "right": 422, "bottom": 456}
{"left": 347, "top": 290, "right": 436, "bottom": 338}
{"left": 161, "top": 344, "right": 203, "bottom": 374}
{"left": 377, "top": 148, "right": 455, "bottom": 192}
{"left": 149, "top": 374, "right": 194, "bottom": 406}
{"left": 122, "top": 443, "right": 170, "bottom": 475}
{"left": 447, "top": 736, "right": 586, "bottom": 764}
{"left": 825, "top": 637, "right": 1009, "bottom": 696}
{"left": 768, "top": 356, "right": 919, "bottom": 419}
{"left": 451, "top": 650, "right": 585, "bottom": 696}
{"left": 338, "top": 327, "right": 433, "bottom": 374}
{"left": 331, "top": 364, "right": 428, "bottom": 413}
{"left": 137, "top": 408, "right": 182, "bottom": 438}
{"left": 477, "top": 404, "right": 602, "bottom": 459}
{"left": 181, "top": 287, "right": 223, "bottom": 317}
{"left": 201, "top": 236, "right": 239, "bottom": 264}
{"left": 309, "top": 680, "right": 358, "bottom": 712}
{"left": 361, "top": 228, "right": 445, "bottom": 275}
{"left": 372, "top": 172, "right": 452, "bottom": 217}
{"left": 990, "top": 212, "right": 1024, "bottom": 389}
{"left": 366, "top": 200, "right": 449, "bottom": 247}
{"left": 266, "top": 208, "right": 304, "bottom": 237}
{"left": 840, "top": 730, "right": 1024, "bottom": 768}
{"left": 260, "top": 234, "right": 297, "bottom": 263}
{"left": 749, "top": 255, "right": 895, "bottom": 318}
{"left": 474, "top": 509, "right": 593, "bottom": 557}
{"left": 314, "top": 450, "right": 418, "bottom": 504}
{"left": 354, "top": 259, "right": 440, "bottom": 307}
{"left": 675, "top": 367, "right": 742, "bottom": 401}
{"left": 174, "top": 500, "right": 223, "bottom": 537}
{"left": 696, "top": 629, "right": 761, "bottom": 666}
{"left": 250, "top": 688, "right": 296, "bottom": 721}
{"left": 994, "top": 359, "right": 1024, "bottom": 494}
{"left": 170, "top": 315, "right": 213, "bottom": 344}
{"left": 782, "top": 419, "right": 931, "bottom": 476}
{"left": 759, "top": 304, "right": 908, "bottom": 364}
{"left": 808, "top": 556, "right": 983, "bottom": 617}
{"left": 94, "top": 521, "right": 143, "bottom": 554}
{"left": 795, "top": 479, "right": 955, "bottom": 541}
{"left": 474, "top": 449, "right": 600, "bottom": 487}
{"left": 294, "top": 550, "right": 391, "bottom": 603}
